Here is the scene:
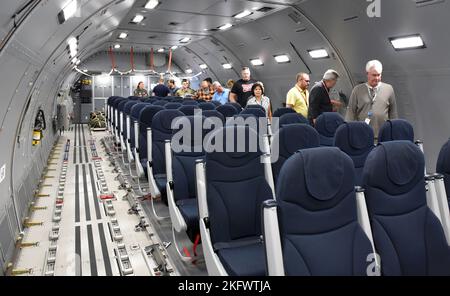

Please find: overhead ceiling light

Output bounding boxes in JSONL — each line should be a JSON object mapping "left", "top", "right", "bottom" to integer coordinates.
{"left": 199, "top": 64, "right": 208, "bottom": 69}
{"left": 157, "top": 48, "right": 164, "bottom": 53}
{"left": 180, "top": 37, "right": 190, "bottom": 43}
{"left": 218, "top": 23, "right": 233, "bottom": 30}
{"left": 252, "top": 6, "right": 259, "bottom": 10}
{"left": 144, "top": 0, "right": 159, "bottom": 9}
{"left": 222, "top": 63, "right": 232, "bottom": 69}
{"left": 71, "top": 57, "right": 78, "bottom": 64}
{"left": 58, "top": 0, "right": 78, "bottom": 24}
{"left": 131, "top": 14, "right": 144, "bottom": 24}
{"left": 250, "top": 58, "right": 264, "bottom": 66}
{"left": 67, "top": 36, "right": 77, "bottom": 50}
{"left": 274, "top": 54, "right": 290, "bottom": 63}
{"left": 118, "top": 32, "right": 128, "bottom": 39}
{"left": 114, "top": 44, "right": 121, "bottom": 49}
{"left": 389, "top": 34, "right": 425, "bottom": 50}
{"left": 69, "top": 49, "right": 78, "bottom": 58}
{"left": 308, "top": 49, "right": 329, "bottom": 59}
{"left": 185, "top": 69, "right": 193, "bottom": 74}
{"left": 171, "top": 45, "right": 178, "bottom": 50}
{"left": 76, "top": 59, "right": 81, "bottom": 65}
{"left": 234, "top": 10, "right": 252, "bottom": 19}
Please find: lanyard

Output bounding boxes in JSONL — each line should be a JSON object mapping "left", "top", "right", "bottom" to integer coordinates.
{"left": 322, "top": 81, "right": 330, "bottom": 97}
{"left": 367, "top": 83, "right": 379, "bottom": 104}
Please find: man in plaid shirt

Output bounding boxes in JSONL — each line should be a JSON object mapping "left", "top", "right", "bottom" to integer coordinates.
{"left": 195, "top": 78, "right": 214, "bottom": 101}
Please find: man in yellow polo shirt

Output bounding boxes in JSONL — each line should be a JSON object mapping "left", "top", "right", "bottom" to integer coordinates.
{"left": 286, "top": 72, "right": 310, "bottom": 118}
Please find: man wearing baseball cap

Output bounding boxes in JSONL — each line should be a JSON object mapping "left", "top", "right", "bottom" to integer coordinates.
{"left": 308, "top": 69, "right": 340, "bottom": 125}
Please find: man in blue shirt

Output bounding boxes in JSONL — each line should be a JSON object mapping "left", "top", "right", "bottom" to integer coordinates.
{"left": 212, "top": 81, "right": 229, "bottom": 105}
{"left": 152, "top": 77, "right": 171, "bottom": 97}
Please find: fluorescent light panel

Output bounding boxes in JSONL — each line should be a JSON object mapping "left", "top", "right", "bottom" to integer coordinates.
{"left": 132, "top": 15, "right": 144, "bottom": 23}
{"left": 158, "top": 48, "right": 164, "bottom": 53}
{"left": 114, "top": 44, "right": 121, "bottom": 49}
{"left": 218, "top": 23, "right": 233, "bottom": 30}
{"left": 63, "top": 0, "right": 78, "bottom": 21}
{"left": 199, "top": 64, "right": 208, "bottom": 69}
{"left": 234, "top": 10, "right": 252, "bottom": 19}
{"left": 222, "top": 63, "right": 232, "bottom": 69}
{"left": 250, "top": 58, "right": 263, "bottom": 66}
{"left": 274, "top": 54, "right": 290, "bottom": 63}
{"left": 308, "top": 49, "right": 329, "bottom": 59}
{"left": 180, "top": 37, "right": 190, "bottom": 43}
{"left": 171, "top": 45, "right": 178, "bottom": 50}
{"left": 390, "top": 35, "right": 425, "bottom": 50}
{"left": 145, "top": 0, "right": 159, "bottom": 9}
{"left": 118, "top": 32, "right": 128, "bottom": 39}
{"left": 185, "top": 69, "right": 193, "bottom": 74}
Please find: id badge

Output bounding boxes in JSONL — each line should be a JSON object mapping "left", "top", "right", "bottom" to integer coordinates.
{"left": 365, "top": 118, "right": 371, "bottom": 125}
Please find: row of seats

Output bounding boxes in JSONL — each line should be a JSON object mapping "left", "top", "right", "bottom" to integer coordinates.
{"left": 106, "top": 96, "right": 450, "bottom": 276}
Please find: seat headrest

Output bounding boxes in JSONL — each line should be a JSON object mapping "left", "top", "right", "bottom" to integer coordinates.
{"left": 274, "top": 124, "right": 320, "bottom": 156}
{"left": 164, "top": 103, "right": 182, "bottom": 110}
{"left": 198, "top": 102, "right": 216, "bottom": 111}
{"left": 179, "top": 105, "right": 200, "bottom": 116}
{"left": 437, "top": 139, "right": 450, "bottom": 174}
{"left": 139, "top": 105, "right": 164, "bottom": 127}
{"left": 227, "top": 102, "right": 243, "bottom": 112}
{"left": 202, "top": 110, "right": 225, "bottom": 123}
{"left": 130, "top": 103, "right": 149, "bottom": 121}
{"left": 277, "top": 147, "right": 355, "bottom": 208}
{"left": 315, "top": 112, "right": 345, "bottom": 137}
{"left": 127, "top": 96, "right": 141, "bottom": 101}
{"left": 181, "top": 100, "right": 198, "bottom": 106}
{"left": 335, "top": 122, "right": 374, "bottom": 152}
{"left": 273, "top": 107, "right": 296, "bottom": 118}
{"left": 124, "top": 101, "right": 139, "bottom": 114}
{"left": 363, "top": 141, "right": 425, "bottom": 194}
{"left": 240, "top": 108, "right": 266, "bottom": 118}
{"left": 151, "top": 109, "right": 184, "bottom": 133}
{"left": 216, "top": 105, "right": 238, "bottom": 118}
{"left": 378, "top": 119, "right": 414, "bottom": 142}
{"left": 117, "top": 100, "right": 128, "bottom": 111}
{"left": 153, "top": 100, "right": 168, "bottom": 106}
{"left": 279, "top": 113, "right": 309, "bottom": 126}
{"left": 205, "top": 125, "right": 263, "bottom": 167}
{"left": 246, "top": 104, "right": 266, "bottom": 112}
{"left": 112, "top": 98, "right": 126, "bottom": 108}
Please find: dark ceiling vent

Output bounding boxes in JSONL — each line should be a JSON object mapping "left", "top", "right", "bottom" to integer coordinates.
{"left": 343, "top": 15, "right": 359, "bottom": 22}
{"left": 295, "top": 27, "right": 307, "bottom": 33}
{"left": 168, "top": 22, "right": 179, "bottom": 26}
{"left": 413, "top": 0, "right": 445, "bottom": 7}
{"left": 237, "top": 43, "right": 246, "bottom": 48}
{"left": 257, "top": 7, "right": 274, "bottom": 13}
{"left": 148, "top": 35, "right": 157, "bottom": 39}
{"left": 208, "top": 28, "right": 219, "bottom": 32}
{"left": 115, "top": 0, "right": 125, "bottom": 4}
{"left": 261, "top": 35, "right": 272, "bottom": 41}
{"left": 100, "top": 9, "right": 108, "bottom": 16}
{"left": 210, "top": 38, "right": 220, "bottom": 46}
{"left": 288, "top": 11, "right": 302, "bottom": 24}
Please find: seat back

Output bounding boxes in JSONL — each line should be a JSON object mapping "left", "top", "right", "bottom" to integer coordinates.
{"left": 128, "top": 96, "right": 141, "bottom": 101}
{"left": 436, "top": 139, "right": 450, "bottom": 205}
{"left": 111, "top": 98, "right": 126, "bottom": 129}
{"left": 138, "top": 105, "right": 164, "bottom": 159}
{"left": 363, "top": 141, "right": 450, "bottom": 275}
{"left": 171, "top": 116, "right": 207, "bottom": 203}
{"left": 315, "top": 112, "right": 345, "bottom": 146}
{"left": 205, "top": 126, "right": 273, "bottom": 244}
{"left": 151, "top": 110, "right": 184, "bottom": 174}
{"left": 276, "top": 147, "right": 373, "bottom": 275}
{"left": 117, "top": 100, "right": 129, "bottom": 135}
{"left": 271, "top": 124, "right": 320, "bottom": 184}
{"left": 123, "top": 101, "right": 139, "bottom": 140}
{"left": 210, "top": 100, "right": 222, "bottom": 107}
{"left": 245, "top": 104, "right": 266, "bottom": 113}
{"left": 130, "top": 103, "right": 149, "bottom": 149}
{"left": 378, "top": 119, "right": 414, "bottom": 142}
{"left": 153, "top": 100, "right": 168, "bottom": 107}
{"left": 279, "top": 113, "right": 309, "bottom": 127}
{"left": 334, "top": 122, "right": 374, "bottom": 185}
{"left": 273, "top": 107, "right": 296, "bottom": 118}
{"left": 145, "top": 98, "right": 158, "bottom": 104}
{"left": 216, "top": 105, "right": 238, "bottom": 119}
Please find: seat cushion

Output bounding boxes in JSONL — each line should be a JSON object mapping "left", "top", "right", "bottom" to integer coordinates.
{"left": 216, "top": 241, "right": 266, "bottom": 276}
{"left": 176, "top": 198, "right": 199, "bottom": 242}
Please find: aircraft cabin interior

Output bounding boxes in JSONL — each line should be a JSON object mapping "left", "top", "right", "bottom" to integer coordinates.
{"left": 1, "top": 0, "right": 450, "bottom": 278}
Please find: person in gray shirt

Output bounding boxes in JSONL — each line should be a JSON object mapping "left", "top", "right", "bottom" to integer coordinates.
{"left": 345, "top": 60, "right": 398, "bottom": 139}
